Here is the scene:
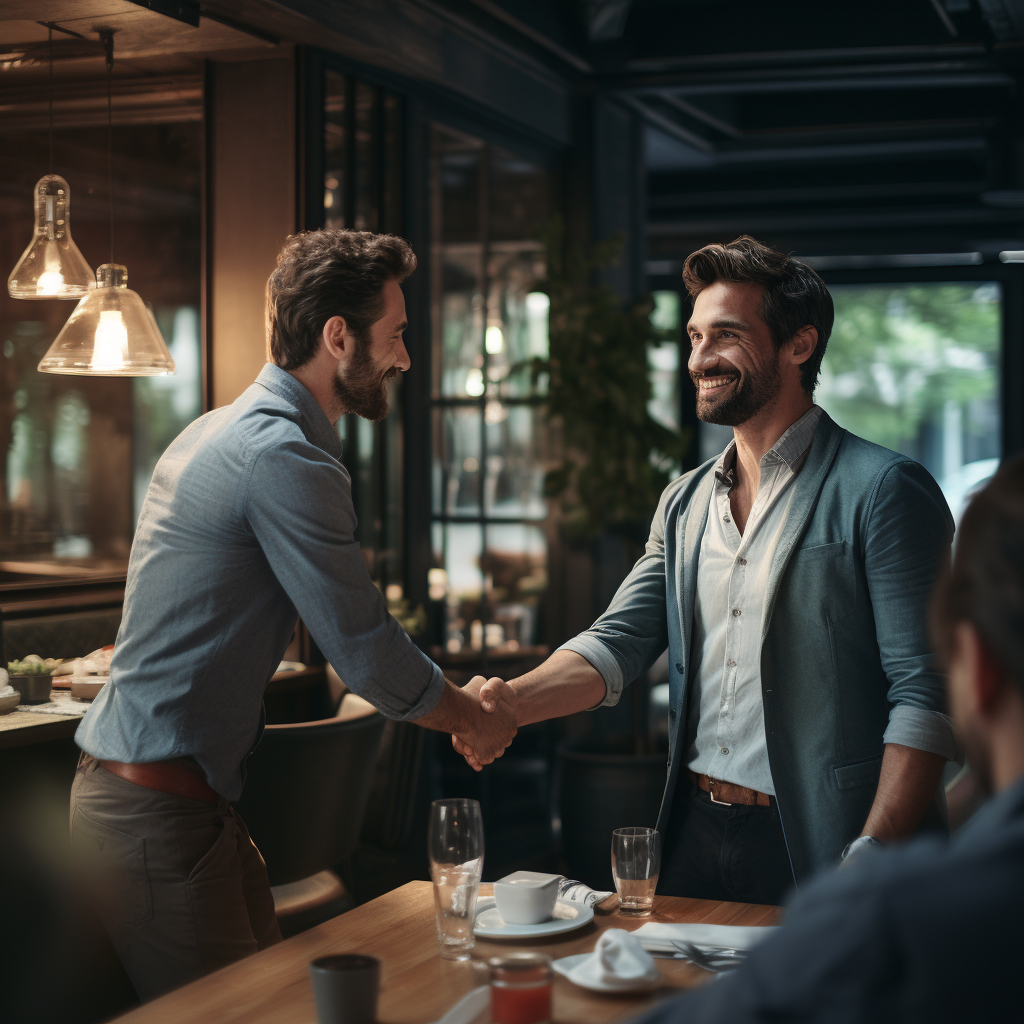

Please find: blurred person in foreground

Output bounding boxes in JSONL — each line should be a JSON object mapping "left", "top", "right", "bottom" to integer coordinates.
{"left": 457, "top": 236, "right": 959, "bottom": 904}
{"left": 630, "top": 455, "right": 1024, "bottom": 1024}
{"left": 70, "top": 230, "right": 516, "bottom": 1001}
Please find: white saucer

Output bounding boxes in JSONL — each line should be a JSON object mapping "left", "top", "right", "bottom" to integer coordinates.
{"left": 552, "top": 953, "right": 662, "bottom": 993}
{"left": 473, "top": 897, "right": 594, "bottom": 938}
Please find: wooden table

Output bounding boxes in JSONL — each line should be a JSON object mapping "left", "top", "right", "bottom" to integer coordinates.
{"left": 113, "top": 881, "right": 781, "bottom": 1024}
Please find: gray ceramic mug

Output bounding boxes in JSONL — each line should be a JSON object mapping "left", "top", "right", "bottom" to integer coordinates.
{"left": 309, "top": 954, "right": 380, "bottom": 1024}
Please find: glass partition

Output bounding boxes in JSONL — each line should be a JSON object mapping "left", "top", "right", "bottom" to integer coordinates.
{"left": 322, "top": 69, "right": 405, "bottom": 593}
{"left": 429, "top": 124, "right": 552, "bottom": 656}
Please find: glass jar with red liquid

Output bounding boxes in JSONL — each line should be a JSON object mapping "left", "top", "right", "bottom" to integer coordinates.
{"left": 488, "top": 953, "right": 553, "bottom": 1024}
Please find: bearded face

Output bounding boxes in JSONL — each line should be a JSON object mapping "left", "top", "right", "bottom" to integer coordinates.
{"left": 333, "top": 337, "right": 399, "bottom": 422}
{"left": 691, "top": 349, "right": 783, "bottom": 426}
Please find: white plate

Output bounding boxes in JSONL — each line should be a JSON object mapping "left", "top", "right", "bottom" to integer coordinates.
{"left": 473, "top": 897, "right": 593, "bottom": 938}
{"left": 0, "top": 691, "right": 20, "bottom": 715}
{"left": 552, "top": 953, "right": 662, "bottom": 993}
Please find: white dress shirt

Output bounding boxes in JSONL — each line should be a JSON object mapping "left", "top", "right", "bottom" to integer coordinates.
{"left": 685, "top": 406, "right": 824, "bottom": 795}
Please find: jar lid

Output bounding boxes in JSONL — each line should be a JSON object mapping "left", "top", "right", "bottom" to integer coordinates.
{"left": 488, "top": 952, "right": 552, "bottom": 985}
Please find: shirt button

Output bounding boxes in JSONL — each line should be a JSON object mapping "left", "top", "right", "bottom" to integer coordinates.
{"left": 675, "top": 663, "right": 684, "bottom": 673}
{"left": 727, "top": 660, "right": 737, "bottom": 667}
{"left": 737, "top": 557, "right": 747, "bottom": 566}
{"left": 732, "top": 608, "right": 741, "bottom": 617}
{"left": 721, "top": 746, "right": 729, "bottom": 754}
{"left": 723, "top": 515, "right": 731, "bottom": 522}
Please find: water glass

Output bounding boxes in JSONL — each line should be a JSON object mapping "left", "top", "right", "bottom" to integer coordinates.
{"left": 429, "top": 798, "right": 484, "bottom": 959}
{"left": 611, "top": 827, "right": 660, "bottom": 916}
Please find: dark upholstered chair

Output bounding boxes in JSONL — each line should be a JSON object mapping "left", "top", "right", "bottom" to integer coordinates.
{"left": 234, "top": 694, "right": 385, "bottom": 936}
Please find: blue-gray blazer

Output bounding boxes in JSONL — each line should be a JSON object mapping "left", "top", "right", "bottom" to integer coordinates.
{"left": 562, "top": 411, "right": 956, "bottom": 881}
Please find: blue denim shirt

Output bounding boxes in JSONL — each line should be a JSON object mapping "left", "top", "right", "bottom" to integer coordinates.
{"left": 76, "top": 364, "right": 445, "bottom": 800}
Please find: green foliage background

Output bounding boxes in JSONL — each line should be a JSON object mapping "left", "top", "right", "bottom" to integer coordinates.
{"left": 527, "top": 219, "right": 691, "bottom": 541}
{"left": 820, "top": 283, "right": 999, "bottom": 453}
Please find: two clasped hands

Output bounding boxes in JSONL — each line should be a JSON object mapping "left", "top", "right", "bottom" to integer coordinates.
{"left": 450, "top": 675, "right": 519, "bottom": 771}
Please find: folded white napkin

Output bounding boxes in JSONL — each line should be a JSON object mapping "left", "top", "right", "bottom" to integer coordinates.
{"left": 567, "top": 928, "right": 660, "bottom": 990}
{"left": 632, "top": 921, "right": 778, "bottom": 952}
{"left": 557, "top": 877, "right": 614, "bottom": 908}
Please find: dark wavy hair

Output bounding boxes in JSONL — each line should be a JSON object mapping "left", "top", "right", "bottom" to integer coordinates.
{"left": 682, "top": 235, "right": 834, "bottom": 394}
{"left": 266, "top": 229, "right": 417, "bottom": 371}
{"left": 931, "top": 455, "right": 1024, "bottom": 692}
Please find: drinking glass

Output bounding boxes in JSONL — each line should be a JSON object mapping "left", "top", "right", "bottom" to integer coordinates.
{"left": 429, "top": 798, "right": 484, "bottom": 959}
{"left": 611, "top": 827, "right": 660, "bottom": 916}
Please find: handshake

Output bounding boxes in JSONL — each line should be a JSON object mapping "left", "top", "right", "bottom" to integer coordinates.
{"left": 451, "top": 675, "right": 519, "bottom": 772}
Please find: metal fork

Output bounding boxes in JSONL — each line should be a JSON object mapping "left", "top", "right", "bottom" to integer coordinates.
{"left": 670, "top": 941, "right": 747, "bottom": 972}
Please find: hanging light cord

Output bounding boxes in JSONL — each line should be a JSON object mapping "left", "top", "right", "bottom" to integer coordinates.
{"left": 102, "top": 31, "right": 114, "bottom": 264}
{"left": 47, "top": 25, "right": 53, "bottom": 173}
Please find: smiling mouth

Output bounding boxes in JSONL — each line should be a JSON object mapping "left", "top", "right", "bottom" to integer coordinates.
{"left": 696, "top": 374, "right": 739, "bottom": 392}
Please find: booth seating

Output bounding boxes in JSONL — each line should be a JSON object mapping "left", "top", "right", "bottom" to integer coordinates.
{"left": 234, "top": 694, "right": 385, "bottom": 937}
{"left": 2, "top": 607, "right": 122, "bottom": 663}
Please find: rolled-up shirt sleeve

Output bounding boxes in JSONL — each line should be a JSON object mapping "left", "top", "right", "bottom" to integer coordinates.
{"left": 557, "top": 477, "right": 680, "bottom": 707}
{"left": 884, "top": 706, "right": 962, "bottom": 764}
{"left": 244, "top": 439, "right": 445, "bottom": 720}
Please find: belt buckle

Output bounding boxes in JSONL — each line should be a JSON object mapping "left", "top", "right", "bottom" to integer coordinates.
{"left": 708, "top": 778, "right": 732, "bottom": 806}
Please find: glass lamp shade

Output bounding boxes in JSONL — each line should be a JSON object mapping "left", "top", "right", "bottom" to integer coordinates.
{"left": 37, "top": 264, "right": 176, "bottom": 376}
{"left": 8, "top": 175, "right": 94, "bottom": 299}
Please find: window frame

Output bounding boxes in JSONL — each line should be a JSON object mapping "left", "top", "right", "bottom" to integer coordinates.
{"left": 648, "top": 261, "right": 1024, "bottom": 472}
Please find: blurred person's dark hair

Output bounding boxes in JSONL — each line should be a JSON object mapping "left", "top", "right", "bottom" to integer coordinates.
{"left": 682, "top": 236, "right": 834, "bottom": 394}
{"left": 266, "top": 229, "right": 416, "bottom": 370}
{"left": 931, "top": 454, "right": 1024, "bottom": 690}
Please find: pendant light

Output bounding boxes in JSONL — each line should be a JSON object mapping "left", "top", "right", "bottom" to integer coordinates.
{"left": 38, "top": 32, "right": 174, "bottom": 377}
{"left": 7, "top": 26, "right": 93, "bottom": 299}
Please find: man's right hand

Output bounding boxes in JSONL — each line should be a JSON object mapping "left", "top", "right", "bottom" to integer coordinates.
{"left": 453, "top": 675, "right": 518, "bottom": 771}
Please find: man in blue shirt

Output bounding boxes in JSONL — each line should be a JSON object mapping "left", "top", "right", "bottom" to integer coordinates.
{"left": 631, "top": 456, "right": 1024, "bottom": 1024}
{"left": 70, "top": 230, "right": 516, "bottom": 1000}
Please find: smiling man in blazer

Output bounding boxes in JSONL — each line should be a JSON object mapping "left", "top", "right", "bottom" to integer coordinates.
{"left": 455, "top": 235, "right": 960, "bottom": 904}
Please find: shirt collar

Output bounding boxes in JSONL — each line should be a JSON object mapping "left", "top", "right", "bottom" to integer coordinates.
{"left": 254, "top": 363, "right": 345, "bottom": 462}
{"left": 714, "top": 404, "right": 823, "bottom": 483}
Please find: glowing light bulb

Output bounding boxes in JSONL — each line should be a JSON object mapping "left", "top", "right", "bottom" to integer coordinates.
{"left": 485, "top": 325, "right": 504, "bottom": 354}
{"left": 38, "top": 263, "right": 175, "bottom": 376}
{"left": 465, "top": 367, "right": 485, "bottom": 397}
{"left": 36, "top": 271, "right": 64, "bottom": 296}
{"left": 8, "top": 176, "right": 93, "bottom": 300}
{"left": 91, "top": 309, "right": 127, "bottom": 371}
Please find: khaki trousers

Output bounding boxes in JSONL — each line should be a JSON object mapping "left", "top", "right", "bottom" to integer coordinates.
{"left": 70, "top": 756, "right": 282, "bottom": 1002}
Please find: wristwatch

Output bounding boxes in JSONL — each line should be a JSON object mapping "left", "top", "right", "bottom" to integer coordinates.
{"left": 841, "top": 835, "right": 881, "bottom": 862}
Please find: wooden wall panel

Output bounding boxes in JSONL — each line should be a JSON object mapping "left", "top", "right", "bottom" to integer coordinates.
{"left": 209, "top": 57, "right": 296, "bottom": 408}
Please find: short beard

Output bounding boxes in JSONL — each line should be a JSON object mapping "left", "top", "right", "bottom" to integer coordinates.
{"left": 693, "top": 352, "right": 782, "bottom": 427}
{"left": 333, "top": 340, "right": 397, "bottom": 422}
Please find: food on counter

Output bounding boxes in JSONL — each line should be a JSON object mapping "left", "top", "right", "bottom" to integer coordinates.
{"left": 8, "top": 655, "right": 62, "bottom": 675}
{"left": 53, "top": 645, "right": 114, "bottom": 677}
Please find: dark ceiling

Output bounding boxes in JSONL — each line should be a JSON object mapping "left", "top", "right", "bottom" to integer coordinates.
{"left": 453, "top": 0, "right": 1024, "bottom": 261}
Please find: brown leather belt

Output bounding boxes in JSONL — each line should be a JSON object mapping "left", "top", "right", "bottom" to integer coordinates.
{"left": 689, "top": 770, "right": 771, "bottom": 807}
{"left": 98, "top": 758, "right": 221, "bottom": 805}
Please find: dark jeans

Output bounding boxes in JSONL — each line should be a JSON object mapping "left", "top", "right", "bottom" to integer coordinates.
{"left": 658, "top": 777, "right": 795, "bottom": 906}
